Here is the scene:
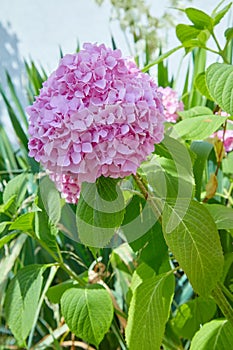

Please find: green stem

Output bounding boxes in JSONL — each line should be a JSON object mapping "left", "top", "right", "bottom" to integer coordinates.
{"left": 211, "top": 282, "right": 233, "bottom": 327}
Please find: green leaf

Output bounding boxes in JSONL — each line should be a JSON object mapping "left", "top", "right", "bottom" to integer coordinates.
{"left": 39, "top": 176, "right": 61, "bottom": 225}
{"left": 222, "top": 152, "right": 233, "bottom": 173}
{"left": 172, "top": 297, "right": 216, "bottom": 339}
{"left": 206, "top": 63, "right": 233, "bottom": 115}
{"left": 142, "top": 45, "right": 183, "bottom": 72}
{"left": 0, "top": 221, "right": 11, "bottom": 234}
{"left": 190, "top": 319, "right": 233, "bottom": 350}
{"left": 205, "top": 204, "right": 233, "bottom": 230}
{"left": 163, "top": 200, "right": 224, "bottom": 297}
{"left": 212, "top": 2, "right": 232, "bottom": 26}
{"left": 3, "top": 173, "right": 28, "bottom": 213}
{"left": 0, "top": 83, "right": 29, "bottom": 152}
{"left": 126, "top": 268, "right": 175, "bottom": 350}
{"left": 176, "top": 24, "right": 201, "bottom": 43}
{"left": 61, "top": 285, "right": 114, "bottom": 347}
{"left": 47, "top": 280, "right": 77, "bottom": 304}
{"left": 172, "top": 114, "right": 227, "bottom": 140}
{"left": 76, "top": 177, "right": 125, "bottom": 247}
{"left": 185, "top": 8, "right": 213, "bottom": 30}
{"left": 130, "top": 220, "right": 168, "bottom": 273}
{"left": 4, "top": 265, "right": 44, "bottom": 346}
{"left": 178, "top": 106, "right": 213, "bottom": 119}
{"left": 0, "top": 232, "right": 18, "bottom": 249}
{"left": 191, "top": 141, "right": 213, "bottom": 200}
{"left": 225, "top": 27, "right": 233, "bottom": 42}
{"left": 195, "top": 72, "right": 214, "bottom": 101}
{"left": 9, "top": 212, "right": 35, "bottom": 233}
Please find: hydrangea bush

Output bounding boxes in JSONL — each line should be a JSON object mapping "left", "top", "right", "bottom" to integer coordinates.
{"left": 0, "top": 1, "right": 233, "bottom": 350}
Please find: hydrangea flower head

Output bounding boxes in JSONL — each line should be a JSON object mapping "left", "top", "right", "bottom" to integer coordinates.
{"left": 158, "top": 86, "right": 183, "bottom": 123}
{"left": 27, "top": 43, "right": 165, "bottom": 203}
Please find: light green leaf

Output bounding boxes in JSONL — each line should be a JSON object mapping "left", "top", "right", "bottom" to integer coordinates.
{"left": 61, "top": 285, "right": 114, "bottom": 347}
{"left": 126, "top": 268, "right": 174, "bottom": 350}
{"left": 195, "top": 72, "right": 214, "bottom": 101}
{"left": 172, "top": 114, "right": 227, "bottom": 140}
{"left": 206, "top": 63, "right": 233, "bottom": 115}
{"left": 4, "top": 265, "right": 44, "bottom": 347}
{"left": 172, "top": 297, "right": 216, "bottom": 339}
{"left": 212, "top": 2, "right": 232, "bottom": 26}
{"left": 3, "top": 173, "right": 28, "bottom": 213}
{"left": 176, "top": 24, "right": 201, "bottom": 43}
{"left": 185, "top": 8, "right": 213, "bottom": 30}
{"left": 0, "top": 221, "right": 11, "bottom": 234}
{"left": 9, "top": 212, "right": 35, "bottom": 233}
{"left": 222, "top": 152, "right": 233, "bottom": 173}
{"left": 0, "top": 232, "right": 18, "bottom": 249}
{"left": 190, "top": 319, "right": 233, "bottom": 350}
{"left": 76, "top": 177, "right": 125, "bottom": 247}
{"left": 178, "top": 106, "right": 213, "bottom": 119}
{"left": 39, "top": 176, "right": 61, "bottom": 225}
{"left": 205, "top": 204, "right": 233, "bottom": 230}
{"left": 163, "top": 200, "right": 224, "bottom": 297}
{"left": 225, "top": 27, "right": 233, "bottom": 42}
{"left": 142, "top": 45, "right": 183, "bottom": 72}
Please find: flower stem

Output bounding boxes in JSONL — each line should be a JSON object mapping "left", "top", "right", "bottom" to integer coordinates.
{"left": 211, "top": 282, "right": 233, "bottom": 327}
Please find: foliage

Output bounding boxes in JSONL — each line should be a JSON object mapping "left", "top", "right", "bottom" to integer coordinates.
{"left": 0, "top": 1, "right": 233, "bottom": 350}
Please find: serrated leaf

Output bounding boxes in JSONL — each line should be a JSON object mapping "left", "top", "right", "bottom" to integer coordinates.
{"left": 185, "top": 8, "right": 213, "bottom": 30}
{"left": 126, "top": 268, "right": 175, "bottom": 350}
{"left": 76, "top": 177, "right": 125, "bottom": 247}
{"left": 4, "top": 265, "right": 44, "bottom": 346}
{"left": 206, "top": 63, "right": 233, "bottom": 115}
{"left": 172, "top": 297, "right": 216, "bottom": 339}
{"left": 190, "top": 319, "right": 233, "bottom": 349}
{"left": 172, "top": 114, "right": 227, "bottom": 140}
{"left": 195, "top": 72, "right": 214, "bottom": 101}
{"left": 61, "top": 285, "right": 114, "bottom": 347}
{"left": 205, "top": 204, "right": 233, "bottom": 230}
{"left": 39, "top": 176, "right": 61, "bottom": 225}
{"left": 162, "top": 200, "right": 224, "bottom": 297}
{"left": 178, "top": 106, "right": 213, "bottom": 119}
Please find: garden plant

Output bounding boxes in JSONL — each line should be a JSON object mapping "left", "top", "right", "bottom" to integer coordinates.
{"left": 0, "top": 1, "right": 233, "bottom": 349}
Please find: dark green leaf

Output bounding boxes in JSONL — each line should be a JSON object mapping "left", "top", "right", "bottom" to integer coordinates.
{"left": 3, "top": 174, "right": 28, "bottom": 213}
{"left": 47, "top": 280, "right": 77, "bottom": 304}
{"left": 39, "top": 176, "right": 61, "bottom": 225}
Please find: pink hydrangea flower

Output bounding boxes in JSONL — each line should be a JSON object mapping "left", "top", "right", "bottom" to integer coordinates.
{"left": 158, "top": 86, "right": 183, "bottom": 123}
{"left": 215, "top": 129, "right": 233, "bottom": 152}
{"left": 27, "top": 43, "right": 165, "bottom": 203}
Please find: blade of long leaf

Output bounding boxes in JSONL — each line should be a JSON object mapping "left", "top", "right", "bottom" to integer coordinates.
{"left": 5, "top": 71, "right": 28, "bottom": 128}
{"left": 0, "top": 84, "right": 28, "bottom": 152}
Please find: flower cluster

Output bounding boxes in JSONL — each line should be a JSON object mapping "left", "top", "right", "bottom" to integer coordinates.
{"left": 27, "top": 43, "right": 165, "bottom": 203}
{"left": 158, "top": 86, "right": 183, "bottom": 123}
